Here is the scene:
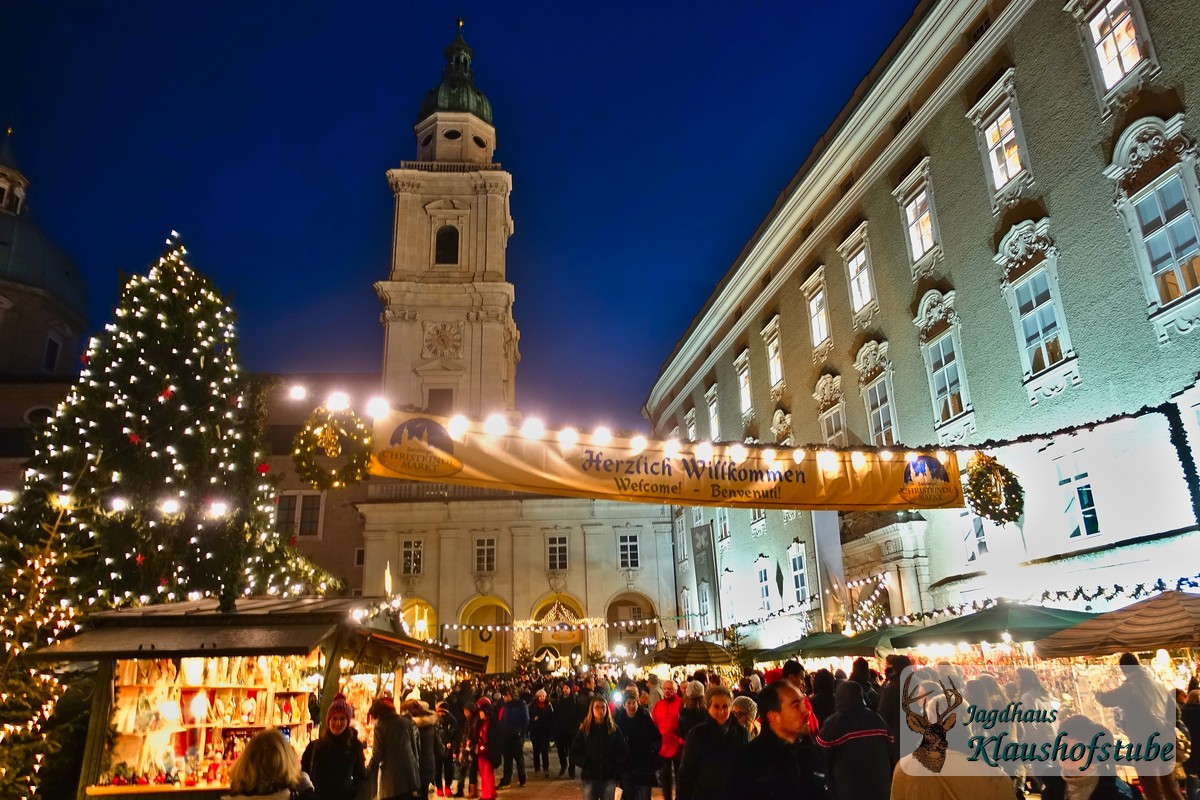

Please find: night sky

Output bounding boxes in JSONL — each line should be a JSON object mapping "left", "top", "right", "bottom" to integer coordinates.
{"left": 4, "top": 1, "right": 919, "bottom": 431}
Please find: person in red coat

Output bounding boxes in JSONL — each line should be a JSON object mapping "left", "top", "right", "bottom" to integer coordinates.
{"left": 651, "top": 680, "right": 683, "bottom": 800}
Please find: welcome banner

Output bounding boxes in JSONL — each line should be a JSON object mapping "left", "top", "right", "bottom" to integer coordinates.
{"left": 369, "top": 412, "right": 964, "bottom": 511}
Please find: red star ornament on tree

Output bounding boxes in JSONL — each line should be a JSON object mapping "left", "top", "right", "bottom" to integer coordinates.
{"left": 159, "top": 386, "right": 173, "bottom": 401}
{"left": 135, "top": 554, "right": 145, "bottom": 565}
{"left": 257, "top": 462, "right": 270, "bottom": 475}
{"left": 129, "top": 433, "right": 141, "bottom": 445}
{"left": 79, "top": 353, "right": 89, "bottom": 365}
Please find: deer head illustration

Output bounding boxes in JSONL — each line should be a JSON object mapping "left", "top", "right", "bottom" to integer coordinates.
{"left": 903, "top": 674, "right": 963, "bottom": 773}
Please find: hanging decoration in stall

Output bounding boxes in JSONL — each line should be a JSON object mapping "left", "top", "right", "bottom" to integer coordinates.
{"left": 293, "top": 406, "right": 372, "bottom": 490}
{"left": 964, "top": 451, "right": 1024, "bottom": 524}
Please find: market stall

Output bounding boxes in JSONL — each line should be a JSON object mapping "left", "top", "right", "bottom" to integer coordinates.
{"left": 29, "top": 597, "right": 486, "bottom": 800}
{"left": 1035, "top": 590, "right": 1200, "bottom": 658}
{"left": 753, "top": 631, "right": 848, "bottom": 664}
{"left": 799, "top": 625, "right": 921, "bottom": 658}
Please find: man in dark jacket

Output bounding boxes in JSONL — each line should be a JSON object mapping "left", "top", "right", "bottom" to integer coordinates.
{"left": 877, "top": 654, "right": 913, "bottom": 764}
{"left": 498, "top": 687, "right": 529, "bottom": 787}
{"left": 554, "top": 684, "right": 583, "bottom": 778}
{"left": 816, "top": 680, "right": 892, "bottom": 800}
{"left": 615, "top": 692, "right": 662, "bottom": 800}
{"left": 727, "top": 681, "right": 829, "bottom": 800}
{"left": 367, "top": 696, "right": 423, "bottom": 800}
{"left": 677, "top": 686, "right": 747, "bottom": 800}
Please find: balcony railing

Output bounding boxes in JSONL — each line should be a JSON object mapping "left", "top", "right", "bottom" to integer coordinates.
{"left": 396, "top": 161, "right": 504, "bottom": 173}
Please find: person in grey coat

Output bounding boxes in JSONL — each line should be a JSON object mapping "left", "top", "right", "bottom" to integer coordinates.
{"left": 405, "top": 698, "right": 440, "bottom": 794}
{"left": 367, "top": 696, "right": 422, "bottom": 800}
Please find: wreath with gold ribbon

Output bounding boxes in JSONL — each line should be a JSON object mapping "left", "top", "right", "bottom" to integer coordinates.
{"left": 292, "top": 407, "right": 372, "bottom": 490}
{"left": 965, "top": 451, "right": 1024, "bottom": 524}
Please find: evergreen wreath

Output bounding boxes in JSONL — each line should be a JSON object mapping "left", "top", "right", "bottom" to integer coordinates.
{"left": 292, "top": 407, "right": 372, "bottom": 490}
{"left": 965, "top": 451, "right": 1024, "bottom": 524}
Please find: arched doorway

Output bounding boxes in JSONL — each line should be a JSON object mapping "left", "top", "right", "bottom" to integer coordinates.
{"left": 401, "top": 598, "right": 437, "bottom": 641}
{"left": 459, "top": 596, "right": 512, "bottom": 674}
{"left": 606, "top": 592, "right": 657, "bottom": 657}
{"left": 528, "top": 595, "right": 586, "bottom": 673}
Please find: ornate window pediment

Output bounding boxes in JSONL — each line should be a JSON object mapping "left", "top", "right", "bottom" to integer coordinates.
{"left": 995, "top": 218, "right": 1056, "bottom": 284}
{"left": 913, "top": 289, "right": 958, "bottom": 344}
{"left": 1104, "top": 114, "right": 1196, "bottom": 200}
{"left": 770, "top": 407, "right": 793, "bottom": 444}
{"left": 852, "top": 340, "right": 891, "bottom": 388}
{"left": 812, "top": 373, "right": 843, "bottom": 412}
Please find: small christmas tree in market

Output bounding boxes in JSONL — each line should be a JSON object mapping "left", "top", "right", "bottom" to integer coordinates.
{"left": 0, "top": 233, "right": 340, "bottom": 797}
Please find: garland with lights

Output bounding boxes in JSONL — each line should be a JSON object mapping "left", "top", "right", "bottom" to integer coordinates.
{"left": 965, "top": 451, "right": 1024, "bottom": 524}
{"left": 292, "top": 406, "right": 372, "bottom": 490}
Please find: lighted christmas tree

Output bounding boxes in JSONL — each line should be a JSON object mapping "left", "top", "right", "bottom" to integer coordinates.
{"left": 0, "top": 233, "right": 340, "bottom": 797}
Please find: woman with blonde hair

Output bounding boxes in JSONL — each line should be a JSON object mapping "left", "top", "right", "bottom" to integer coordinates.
{"left": 570, "top": 695, "right": 630, "bottom": 800}
{"left": 730, "top": 695, "right": 760, "bottom": 741}
{"left": 224, "top": 729, "right": 315, "bottom": 800}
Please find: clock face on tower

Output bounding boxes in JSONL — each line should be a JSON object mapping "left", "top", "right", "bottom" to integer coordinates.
{"left": 423, "top": 321, "right": 464, "bottom": 359}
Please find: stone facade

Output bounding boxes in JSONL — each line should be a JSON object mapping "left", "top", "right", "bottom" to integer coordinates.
{"left": 644, "top": 0, "right": 1200, "bottom": 645}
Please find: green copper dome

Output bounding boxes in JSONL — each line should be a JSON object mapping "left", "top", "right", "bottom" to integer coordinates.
{"left": 416, "top": 28, "right": 493, "bottom": 125}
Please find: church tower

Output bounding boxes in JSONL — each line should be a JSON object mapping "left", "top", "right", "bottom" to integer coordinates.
{"left": 376, "top": 23, "right": 519, "bottom": 418}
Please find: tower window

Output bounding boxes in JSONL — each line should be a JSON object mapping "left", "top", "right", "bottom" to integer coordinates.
{"left": 473, "top": 135, "right": 487, "bottom": 148}
{"left": 443, "top": 129, "right": 462, "bottom": 140}
{"left": 42, "top": 336, "right": 61, "bottom": 374}
{"left": 421, "top": 134, "right": 433, "bottom": 147}
{"left": 435, "top": 226, "right": 459, "bottom": 265}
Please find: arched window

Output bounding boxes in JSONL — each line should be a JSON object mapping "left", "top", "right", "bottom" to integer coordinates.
{"left": 435, "top": 225, "right": 459, "bottom": 265}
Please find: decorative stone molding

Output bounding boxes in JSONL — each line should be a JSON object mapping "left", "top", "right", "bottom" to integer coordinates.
{"left": 812, "top": 374, "right": 843, "bottom": 412}
{"left": 474, "top": 179, "right": 509, "bottom": 196}
{"left": 617, "top": 567, "right": 639, "bottom": 588}
{"left": 402, "top": 574, "right": 422, "bottom": 597}
{"left": 546, "top": 570, "right": 568, "bottom": 594}
{"left": 770, "top": 408, "right": 793, "bottom": 443}
{"left": 934, "top": 413, "right": 978, "bottom": 446}
{"left": 466, "top": 309, "right": 506, "bottom": 323}
{"left": 1104, "top": 114, "right": 1196, "bottom": 201}
{"left": 770, "top": 381, "right": 787, "bottom": 403}
{"left": 913, "top": 290, "right": 958, "bottom": 344}
{"left": 852, "top": 340, "right": 891, "bottom": 388}
{"left": 472, "top": 572, "right": 494, "bottom": 596}
{"left": 383, "top": 308, "right": 419, "bottom": 323}
{"left": 995, "top": 218, "right": 1056, "bottom": 283}
{"left": 387, "top": 173, "right": 422, "bottom": 194}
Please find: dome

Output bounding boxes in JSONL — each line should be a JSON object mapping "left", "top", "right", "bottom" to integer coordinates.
{"left": 0, "top": 209, "right": 88, "bottom": 320}
{"left": 416, "top": 31, "right": 494, "bottom": 125}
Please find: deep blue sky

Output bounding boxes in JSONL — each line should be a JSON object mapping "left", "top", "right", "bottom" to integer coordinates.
{"left": 4, "top": 1, "right": 919, "bottom": 431}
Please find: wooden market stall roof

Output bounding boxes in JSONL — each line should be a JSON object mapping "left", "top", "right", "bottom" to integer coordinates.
{"left": 28, "top": 596, "right": 487, "bottom": 672}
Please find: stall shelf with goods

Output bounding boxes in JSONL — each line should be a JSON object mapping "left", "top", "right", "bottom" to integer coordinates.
{"left": 28, "top": 596, "right": 486, "bottom": 800}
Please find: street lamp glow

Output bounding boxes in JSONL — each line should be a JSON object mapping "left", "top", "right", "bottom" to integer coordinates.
{"left": 209, "top": 501, "right": 229, "bottom": 517}
{"left": 161, "top": 499, "right": 181, "bottom": 515}
{"left": 663, "top": 439, "right": 681, "bottom": 459}
{"left": 288, "top": 385, "right": 308, "bottom": 401}
{"left": 761, "top": 448, "right": 777, "bottom": 465}
{"left": 54, "top": 494, "right": 71, "bottom": 509}
{"left": 557, "top": 427, "right": 579, "bottom": 449}
{"left": 110, "top": 497, "right": 128, "bottom": 513}
{"left": 592, "top": 427, "right": 613, "bottom": 446}
{"left": 729, "top": 443, "right": 748, "bottom": 464}
{"left": 817, "top": 450, "right": 838, "bottom": 472}
{"left": 448, "top": 415, "right": 470, "bottom": 439}
{"left": 326, "top": 392, "right": 350, "bottom": 412}
{"left": 0, "top": 489, "right": 14, "bottom": 504}
{"left": 792, "top": 448, "right": 806, "bottom": 464}
{"left": 630, "top": 435, "right": 647, "bottom": 455}
{"left": 483, "top": 414, "right": 508, "bottom": 437}
{"left": 694, "top": 441, "right": 713, "bottom": 462}
{"left": 366, "top": 397, "right": 390, "bottom": 420}
{"left": 520, "top": 419, "right": 545, "bottom": 439}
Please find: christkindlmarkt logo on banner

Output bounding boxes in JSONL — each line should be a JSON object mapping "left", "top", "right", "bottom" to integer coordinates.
{"left": 369, "top": 411, "right": 965, "bottom": 511}
{"left": 898, "top": 666, "right": 1178, "bottom": 777}
{"left": 898, "top": 453, "right": 958, "bottom": 507}
{"left": 375, "top": 417, "right": 464, "bottom": 478}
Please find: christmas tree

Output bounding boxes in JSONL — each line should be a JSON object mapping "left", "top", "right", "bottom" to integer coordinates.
{"left": 0, "top": 233, "right": 340, "bottom": 797}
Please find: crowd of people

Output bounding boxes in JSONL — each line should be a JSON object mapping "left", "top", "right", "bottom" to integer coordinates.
{"left": 221, "top": 652, "right": 1200, "bottom": 800}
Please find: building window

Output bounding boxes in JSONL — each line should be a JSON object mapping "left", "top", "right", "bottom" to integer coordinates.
{"left": 1067, "top": 0, "right": 1157, "bottom": 108}
{"left": 684, "top": 408, "right": 697, "bottom": 442}
{"left": 788, "top": 542, "right": 808, "bottom": 606}
{"left": 698, "top": 581, "right": 712, "bottom": 630}
{"left": 474, "top": 537, "right": 496, "bottom": 573}
{"left": 402, "top": 540, "right": 424, "bottom": 575}
{"left": 864, "top": 376, "right": 896, "bottom": 446}
{"left": 675, "top": 515, "right": 689, "bottom": 562}
{"left": 820, "top": 405, "right": 847, "bottom": 447}
{"left": 680, "top": 587, "right": 691, "bottom": 631}
{"left": 837, "top": 223, "right": 878, "bottom": 328}
{"left": 277, "top": 491, "right": 323, "bottom": 537}
{"left": 546, "top": 535, "right": 568, "bottom": 571}
{"left": 691, "top": 505, "right": 702, "bottom": 527}
{"left": 354, "top": 548, "right": 366, "bottom": 567}
{"left": 734, "top": 350, "right": 752, "bottom": 420}
{"left": 426, "top": 387, "right": 454, "bottom": 415}
{"left": 751, "top": 507, "right": 766, "bottom": 525}
{"left": 761, "top": 315, "right": 785, "bottom": 393}
{"left": 618, "top": 533, "right": 640, "bottom": 569}
{"left": 967, "top": 69, "right": 1033, "bottom": 210}
{"left": 800, "top": 267, "right": 832, "bottom": 362}
{"left": 757, "top": 565, "right": 772, "bottom": 612}
{"left": 1015, "top": 270, "right": 1066, "bottom": 374}
{"left": 705, "top": 383, "right": 720, "bottom": 440}
{"left": 434, "top": 225, "right": 459, "bottom": 265}
{"left": 915, "top": 290, "right": 977, "bottom": 444}
{"left": 1055, "top": 451, "right": 1101, "bottom": 538}
{"left": 960, "top": 474, "right": 991, "bottom": 564}
{"left": 716, "top": 507, "right": 730, "bottom": 543}
{"left": 1107, "top": 115, "right": 1200, "bottom": 342}
{"left": 42, "top": 336, "right": 61, "bottom": 374}
{"left": 893, "top": 157, "right": 942, "bottom": 280}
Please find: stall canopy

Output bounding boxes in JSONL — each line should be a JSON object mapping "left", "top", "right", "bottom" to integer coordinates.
{"left": 1035, "top": 591, "right": 1200, "bottom": 659}
{"left": 639, "top": 639, "right": 733, "bottom": 666}
{"left": 757, "top": 631, "right": 849, "bottom": 662}
{"left": 28, "top": 596, "right": 487, "bottom": 672}
{"left": 801, "top": 625, "right": 922, "bottom": 658}
{"left": 890, "top": 602, "right": 1097, "bottom": 648}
